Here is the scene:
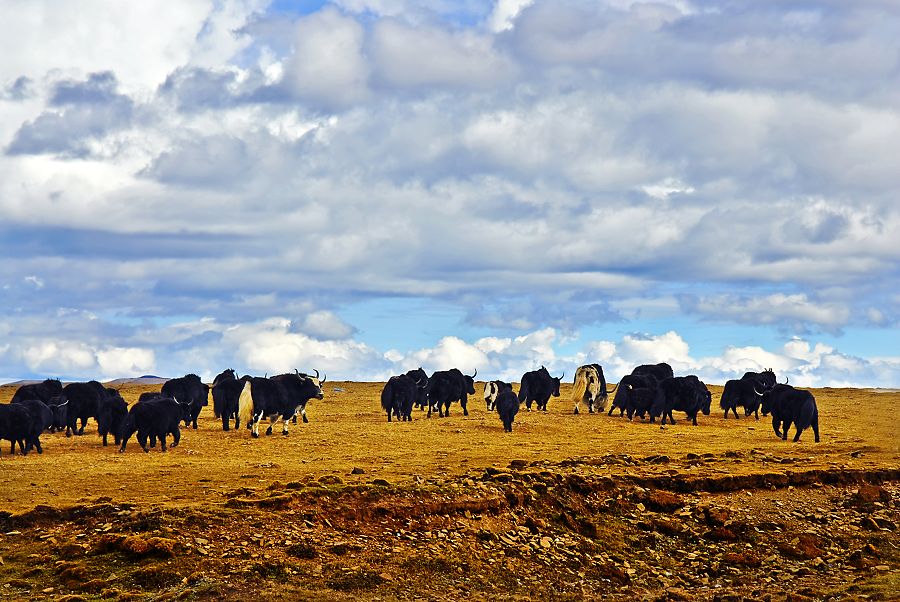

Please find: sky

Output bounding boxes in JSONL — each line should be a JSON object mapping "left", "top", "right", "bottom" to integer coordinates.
{"left": 0, "top": 0, "right": 898, "bottom": 387}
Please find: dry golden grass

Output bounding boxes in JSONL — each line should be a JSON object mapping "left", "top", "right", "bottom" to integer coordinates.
{"left": 0, "top": 381, "right": 898, "bottom": 601}
{"left": 1, "top": 381, "right": 897, "bottom": 513}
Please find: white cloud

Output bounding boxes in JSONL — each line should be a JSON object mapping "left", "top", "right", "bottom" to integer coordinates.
{"left": 0, "top": 1, "right": 262, "bottom": 93}
{"left": 282, "top": 8, "right": 370, "bottom": 108}
{"left": 95, "top": 347, "right": 156, "bottom": 378}
{"left": 222, "top": 317, "right": 385, "bottom": 378}
{"left": 372, "top": 20, "right": 515, "bottom": 89}
{"left": 14, "top": 339, "right": 155, "bottom": 379}
{"left": 488, "top": 0, "right": 534, "bottom": 32}
{"left": 300, "top": 310, "right": 356, "bottom": 340}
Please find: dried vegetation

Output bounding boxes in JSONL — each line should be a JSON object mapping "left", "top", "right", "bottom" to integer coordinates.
{"left": 0, "top": 382, "right": 898, "bottom": 600}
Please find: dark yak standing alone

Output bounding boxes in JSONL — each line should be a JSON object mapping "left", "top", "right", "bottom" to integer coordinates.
{"left": 427, "top": 368, "right": 477, "bottom": 418}
{"left": 518, "top": 366, "right": 563, "bottom": 412}
{"left": 495, "top": 389, "right": 520, "bottom": 432}
{"left": 761, "top": 384, "right": 820, "bottom": 442}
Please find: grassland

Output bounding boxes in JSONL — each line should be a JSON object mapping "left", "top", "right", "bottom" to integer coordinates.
{"left": 0, "top": 382, "right": 898, "bottom": 601}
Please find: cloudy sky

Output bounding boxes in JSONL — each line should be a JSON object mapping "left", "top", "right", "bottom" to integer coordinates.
{"left": 1, "top": 0, "right": 898, "bottom": 387}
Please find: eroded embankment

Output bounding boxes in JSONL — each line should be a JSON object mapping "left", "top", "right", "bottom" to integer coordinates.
{"left": 1, "top": 457, "right": 898, "bottom": 602}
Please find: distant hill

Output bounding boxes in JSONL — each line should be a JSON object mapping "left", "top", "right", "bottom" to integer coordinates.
{"left": 105, "top": 376, "right": 170, "bottom": 386}
{"left": 2, "top": 379, "right": 41, "bottom": 386}
{"left": 2, "top": 375, "right": 174, "bottom": 387}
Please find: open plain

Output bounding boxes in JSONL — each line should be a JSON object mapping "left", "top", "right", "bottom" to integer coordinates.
{"left": 0, "top": 381, "right": 898, "bottom": 601}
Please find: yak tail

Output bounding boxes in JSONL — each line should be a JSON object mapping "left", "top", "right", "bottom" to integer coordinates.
{"left": 607, "top": 381, "right": 620, "bottom": 394}
{"left": 237, "top": 381, "right": 254, "bottom": 429}
{"left": 380, "top": 381, "right": 393, "bottom": 412}
{"left": 517, "top": 379, "right": 530, "bottom": 403}
{"left": 571, "top": 369, "right": 588, "bottom": 404}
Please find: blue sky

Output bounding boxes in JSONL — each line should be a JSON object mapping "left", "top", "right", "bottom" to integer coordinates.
{"left": 1, "top": 0, "right": 898, "bottom": 386}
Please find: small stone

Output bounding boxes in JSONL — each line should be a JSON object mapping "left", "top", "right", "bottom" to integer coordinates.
{"left": 351, "top": 467, "right": 365, "bottom": 475}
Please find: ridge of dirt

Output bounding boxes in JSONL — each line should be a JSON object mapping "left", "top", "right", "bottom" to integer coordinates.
{"left": 1, "top": 463, "right": 899, "bottom": 601}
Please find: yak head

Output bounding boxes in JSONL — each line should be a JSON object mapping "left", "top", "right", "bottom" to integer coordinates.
{"left": 47, "top": 395, "right": 69, "bottom": 432}
{"left": 700, "top": 384, "right": 712, "bottom": 415}
{"left": 541, "top": 365, "right": 564, "bottom": 397}
{"left": 463, "top": 368, "right": 477, "bottom": 395}
{"left": 302, "top": 369, "right": 326, "bottom": 399}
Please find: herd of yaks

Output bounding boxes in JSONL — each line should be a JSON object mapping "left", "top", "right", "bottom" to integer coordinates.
{"left": 0, "top": 362, "right": 820, "bottom": 457}
{"left": 381, "top": 363, "right": 820, "bottom": 441}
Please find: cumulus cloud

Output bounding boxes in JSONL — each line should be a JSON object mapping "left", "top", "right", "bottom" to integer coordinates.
{"left": 281, "top": 8, "right": 370, "bottom": 109}
{"left": 12, "top": 339, "right": 155, "bottom": 379}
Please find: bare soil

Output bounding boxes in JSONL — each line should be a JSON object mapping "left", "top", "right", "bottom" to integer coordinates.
{"left": 0, "top": 382, "right": 898, "bottom": 601}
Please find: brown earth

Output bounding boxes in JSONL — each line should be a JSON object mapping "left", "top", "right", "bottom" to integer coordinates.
{"left": 0, "top": 382, "right": 898, "bottom": 601}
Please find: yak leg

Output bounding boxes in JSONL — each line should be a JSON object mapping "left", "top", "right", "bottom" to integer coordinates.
{"left": 771, "top": 415, "right": 782, "bottom": 438}
{"left": 300, "top": 406, "right": 309, "bottom": 423}
{"left": 780, "top": 419, "right": 791, "bottom": 440}
{"left": 282, "top": 414, "right": 290, "bottom": 436}
{"left": 812, "top": 415, "right": 820, "bottom": 443}
{"left": 691, "top": 412, "right": 698, "bottom": 426}
{"left": 160, "top": 433, "right": 168, "bottom": 452}
{"left": 461, "top": 398, "right": 468, "bottom": 416}
{"left": 792, "top": 425, "right": 804, "bottom": 443}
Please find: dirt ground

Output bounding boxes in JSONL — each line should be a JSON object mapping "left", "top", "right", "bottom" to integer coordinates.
{"left": 0, "top": 382, "right": 898, "bottom": 601}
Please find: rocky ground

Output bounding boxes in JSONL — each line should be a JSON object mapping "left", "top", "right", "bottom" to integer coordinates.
{"left": 1, "top": 454, "right": 898, "bottom": 601}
